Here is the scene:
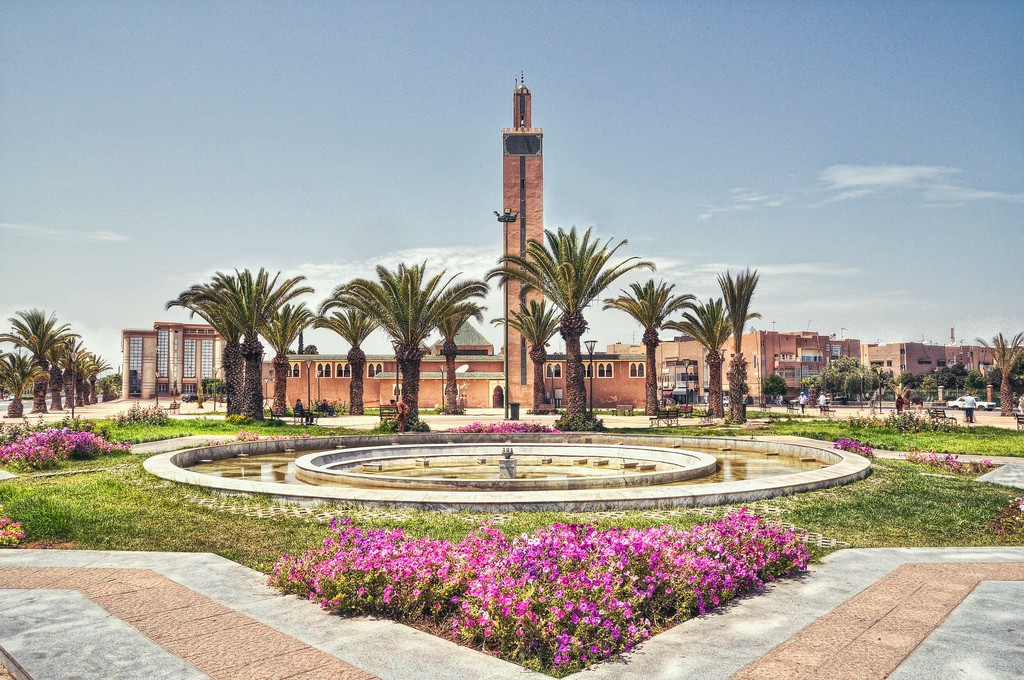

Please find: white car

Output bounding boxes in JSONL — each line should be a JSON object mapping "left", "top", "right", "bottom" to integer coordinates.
{"left": 946, "top": 396, "right": 996, "bottom": 411}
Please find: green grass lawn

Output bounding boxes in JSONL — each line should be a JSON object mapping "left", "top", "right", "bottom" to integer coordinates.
{"left": 99, "top": 419, "right": 357, "bottom": 445}
{"left": 1, "top": 450, "right": 1021, "bottom": 572}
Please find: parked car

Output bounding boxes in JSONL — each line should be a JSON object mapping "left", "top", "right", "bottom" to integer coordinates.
{"left": 180, "top": 394, "right": 197, "bottom": 403}
{"left": 946, "top": 396, "right": 996, "bottom": 411}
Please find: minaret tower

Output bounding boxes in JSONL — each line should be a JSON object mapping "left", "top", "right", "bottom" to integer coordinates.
{"left": 501, "top": 76, "right": 544, "bottom": 406}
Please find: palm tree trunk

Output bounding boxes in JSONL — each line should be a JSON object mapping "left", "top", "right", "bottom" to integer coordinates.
{"left": 397, "top": 349, "right": 424, "bottom": 420}
{"left": 240, "top": 335, "right": 265, "bottom": 420}
{"left": 76, "top": 378, "right": 86, "bottom": 407}
{"left": 529, "top": 345, "right": 547, "bottom": 411}
{"left": 31, "top": 358, "right": 48, "bottom": 414}
{"left": 561, "top": 312, "right": 588, "bottom": 417}
{"left": 7, "top": 397, "right": 23, "bottom": 419}
{"left": 707, "top": 351, "right": 724, "bottom": 418}
{"left": 643, "top": 340, "right": 658, "bottom": 415}
{"left": 223, "top": 341, "right": 244, "bottom": 416}
{"left": 89, "top": 377, "right": 98, "bottom": 404}
{"left": 441, "top": 338, "right": 458, "bottom": 411}
{"left": 348, "top": 347, "right": 366, "bottom": 415}
{"left": 1001, "top": 380, "right": 1014, "bottom": 417}
{"left": 63, "top": 369, "right": 74, "bottom": 408}
{"left": 728, "top": 354, "right": 747, "bottom": 422}
{"left": 49, "top": 365, "right": 64, "bottom": 411}
{"left": 272, "top": 354, "right": 290, "bottom": 416}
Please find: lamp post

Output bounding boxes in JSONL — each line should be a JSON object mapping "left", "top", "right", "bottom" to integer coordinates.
{"left": 495, "top": 209, "right": 520, "bottom": 419}
{"left": 391, "top": 339, "right": 403, "bottom": 403}
{"left": 585, "top": 339, "right": 597, "bottom": 415}
{"left": 304, "top": 359, "right": 313, "bottom": 414}
{"left": 438, "top": 363, "right": 446, "bottom": 409}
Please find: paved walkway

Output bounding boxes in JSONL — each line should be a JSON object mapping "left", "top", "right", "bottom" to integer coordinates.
{"left": 2, "top": 547, "right": 1022, "bottom": 679}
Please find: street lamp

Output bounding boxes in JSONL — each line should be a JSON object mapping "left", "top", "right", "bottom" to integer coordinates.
{"left": 304, "top": 359, "right": 313, "bottom": 415}
{"left": 495, "top": 209, "right": 520, "bottom": 419}
{"left": 585, "top": 339, "right": 597, "bottom": 414}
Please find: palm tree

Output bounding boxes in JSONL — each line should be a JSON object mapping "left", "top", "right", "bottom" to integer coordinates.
{"left": 603, "top": 280, "right": 695, "bottom": 415}
{"left": 493, "top": 300, "right": 562, "bottom": 412}
{"left": 45, "top": 340, "right": 68, "bottom": 411}
{"left": 436, "top": 304, "right": 486, "bottom": 411}
{"left": 58, "top": 339, "right": 87, "bottom": 408}
{"left": 0, "top": 353, "right": 47, "bottom": 419}
{"left": 85, "top": 355, "right": 112, "bottom": 405}
{"left": 314, "top": 307, "right": 379, "bottom": 415}
{"left": 264, "top": 303, "right": 314, "bottom": 416}
{"left": 167, "top": 286, "right": 246, "bottom": 416}
{"left": 665, "top": 298, "right": 731, "bottom": 418}
{"left": 977, "top": 332, "right": 1024, "bottom": 416}
{"left": 203, "top": 270, "right": 314, "bottom": 420}
{"left": 334, "top": 263, "right": 488, "bottom": 420}
{"left": 719, "top": 268, "right": 761, "bottom": 422}
{"left": 0, "top": 310, "right": 77, "bottom": 414}
{"left": 486, "top": 227, "right": 654, "bottom": 418}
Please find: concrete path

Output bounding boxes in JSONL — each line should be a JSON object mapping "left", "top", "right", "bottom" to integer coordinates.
{"left": 2, "top": 547, "right": 1022, "bottom": 679}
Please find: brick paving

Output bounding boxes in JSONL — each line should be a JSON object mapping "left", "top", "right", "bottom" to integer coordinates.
{"left": 0, "top": 566, "right": 377, "bottom": 680}
{"left": 729, "top": 561, "right": 1024, "bottom": 679}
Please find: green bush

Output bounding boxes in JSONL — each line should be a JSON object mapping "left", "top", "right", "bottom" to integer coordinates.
{"left": 225, "top": 414, "right": 255, "bottom": 425}
{"left": 554, "top": 413, "right": 605, "bottom": 432}
{"left": 371, "top": 417, "right": 431, "bottom": 434}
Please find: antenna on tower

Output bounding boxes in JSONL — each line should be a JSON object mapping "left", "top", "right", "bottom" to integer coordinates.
{"left": 520, "top": 71, "right": 524, "bottom": 85}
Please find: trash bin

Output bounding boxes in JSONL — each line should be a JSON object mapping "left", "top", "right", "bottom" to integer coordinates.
{"left": 509, "top": 402, "right": 520, "bottom": 420}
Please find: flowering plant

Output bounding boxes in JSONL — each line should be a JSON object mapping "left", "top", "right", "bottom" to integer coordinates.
{"left": 902, "top": 449, "right": 993, "bottom": 474}
{"left": 992, "top": 497, "right": 1024, "bottom": 536}
{"left": 271, "top": 510, "right": 808, "bottom": 674}
{"left": 0, "top": 512, "right": 24, "bottom": 548}
{"left": 451, "top": 422, "right": 560, "bottom": 434}
{"left": 112, "top": 403, "right": 169, "bottom": 426}
{"left": 833, "top": 438, "right": 874, "bottom": 458}
{"left": 0, "top": 428, "right": 131, "bottom": 471}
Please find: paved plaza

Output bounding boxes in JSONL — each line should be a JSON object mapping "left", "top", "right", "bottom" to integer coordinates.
{"left": 1, "top": 547, "right": 1022, "bottom": 679}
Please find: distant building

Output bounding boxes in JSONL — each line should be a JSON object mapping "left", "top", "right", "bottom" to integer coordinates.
{"left": 120, "top": 322, "right": 225, "bottom": 398}
{"left": 860, "top": 342, "right": 994, "bottom": 378}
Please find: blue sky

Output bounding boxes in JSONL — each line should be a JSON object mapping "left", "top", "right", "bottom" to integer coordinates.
{"left": 2, "top": 1, "right": 1022, "bottom": 364}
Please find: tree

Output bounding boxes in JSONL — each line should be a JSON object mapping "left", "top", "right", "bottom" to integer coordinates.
{"left": 45, "top": 340, "right": 68, "bottom": 411}
{"left": 934, "top": 363, "right": 968, "bottom": 390}
{"left": 487, "top": 227, "right": 654, "bottom": 418}
{"left": 665, "top": 298, "right": 731, "bottom": 418}
{"left": 264, "top": 303, "right": 314, "bottom": 416}
{"left": 761, "top": 373, "right": 789, "bottom": 400}
{"left": 718, "top": 268, "right": 760, "bottom": 421}
{"left": 493, "top": 300, "right": 562, "bottom": 412}
{"left": 436, "top": 304, "right": 486, "bottom": 411}
{"left": 964, "top": 369, "right": 987, "bottom": 394}
{"left": 84, "top": 355, "right": 111, "bottom": 405}
{"left": 0, "top": 310, "right": 76, "bottom": 414}
{"left": 58, "top": 339, "right": 87, "bottom": 408}
{"left": 977, "top": 332, "right": 1024, "bottom": 416}
{"left": 0, "top": 353, "right": 47, "bottom": 418}
{"left": 334, "top": 263, "right": 488, "bottom": 419}
{"left": 820, "top": 356, "right": 876, "bottom": 399}
{"left": 603, "top": 280, "right": 694, "bottom": 415}
{"left": 166, "top": 288, "right": 245, "bottom": 416}
{"left": 314, "top": 308, "right": 379, "bottom": 416}
{"left": 97, "top": 372, "right": 122, "bottom": 401}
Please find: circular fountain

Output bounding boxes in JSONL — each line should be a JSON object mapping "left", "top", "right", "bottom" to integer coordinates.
{"left": 144, "top": 432, "right": 871, "bottom": 512}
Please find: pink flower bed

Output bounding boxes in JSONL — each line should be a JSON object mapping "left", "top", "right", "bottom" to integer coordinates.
{"left": 0, "top": 428, "right": 130, "bottom": 471}
{"left": 833, "top": 438, "right": 874, "bottom": 457}
{"left": 902, "top": 449, "right": 993, "bottom": 474}
{"left": 270, "top": 510, "right": 808, "bottom": 674}
{"left": 451, "top": 422, "right": 560, "bottom": 434}
{"left": 0, "top": 510, "right": 24, "bottom": 548}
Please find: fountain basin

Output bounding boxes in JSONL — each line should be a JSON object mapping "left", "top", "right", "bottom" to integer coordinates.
{"left": 143, "top": 432, "right": 871, "bottom": 512}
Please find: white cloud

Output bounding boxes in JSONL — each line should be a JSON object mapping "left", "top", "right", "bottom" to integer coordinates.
{"left": 816, "top": 164, "right": 1024, "bottom": 205}
{"left": 697, "top": 189, "right": 787, "bottom": 220}
{"left": 0, "top": 222, "right": 130, "bottom": 243}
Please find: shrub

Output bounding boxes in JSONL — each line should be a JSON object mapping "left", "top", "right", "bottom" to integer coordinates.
{"left": 883, "top": 411, "right": 960, "bottom": 434}
{"left": 0, "top": 416, "right": 107, "bottom": 445}
{"left": 451, "top": 422, "right": 560, "bottom": 434}
{"left": 112, "top": 403, "right": 169, "bottom": 426}
{"left": 902, "top": 449, "right": 993, "bottom": 475}
{"left": 371, "top": 417, "right": 431, "bottom": 434}
{"left": 992, "top": 497, "right": 1024, "bottom": 536}
{"left": 0, "top": 428, "right": 130, "bottom": 471}
{"left": 554, "top": 413, "right": 605, "bottom": 432}
{"left": 0, "top": 508, "right": 25, "bottom": 548}
{"left": 225, "top": 414, "right": 254, "bottom": 425}
{"left": 833, "top": 438, "right": 875, "bottom": 458}
{"left": 270, "top": 511, "right": 808, "bottom": 675}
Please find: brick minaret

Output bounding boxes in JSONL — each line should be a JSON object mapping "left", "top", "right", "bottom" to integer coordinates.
{"left": 502, "top": 80, "right": 544, "bottom": 407}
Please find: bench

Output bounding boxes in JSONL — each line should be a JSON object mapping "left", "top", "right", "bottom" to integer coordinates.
{"left": 1016, "top": 412, "right": 1024, "bottom": 431}
{"left": 818, "top": 404, "right": 834, "bottom": 418}
{"left": 928, "top": 408, "right": 956, "bottom": 424}
{"left": 614, "top": 404, "right": 635, "bottom": 416}
{"left": 693, "top": 408, "right": 714, "bottom": 424}
{"left": 166, "top": 401, "right": 180, "bottom": 415}
{"left": 292, "top": 407, "right": 320, "bottom": 426}
{"left": 649, "top": 407, "right": 680, "bottom": 427}
{"left": 785, "top": 402, "right": 799, "bottom": 414}
{"left": 379, "top": 404, "right": 398, "bottom": 421}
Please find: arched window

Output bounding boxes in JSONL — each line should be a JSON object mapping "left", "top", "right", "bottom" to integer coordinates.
{"left": 605, "top": 363, "right": 613, "bottom": 377}
{"left": 586, "top": 364, "right": 592, "bottom": 378}
{"left": 341, "top": 363, "right": 350, "bottom": 377}
{"left": 368, "top": 363, "right": 375, "bottom": 378}
{"left": 546, "top": 364, "right": 553, "bottom": 377}
{"left": 637, "top": 363, "right": 644, "bottom": 377}
{"left": 291, "top": 363, "right": 300, "bottom": 378}
{"left": 630, "top": 363, "right": 637, "bottom": 377}
{"left": 554, "top": 364, "right": 561, "bottom": 378}
{"left": 316, "top": 363, "right": 325, "bottom": 378}
{"left": 598, "top": 364, "right": 607, "bottom": 378}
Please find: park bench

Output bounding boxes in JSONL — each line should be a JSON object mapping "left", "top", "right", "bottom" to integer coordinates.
{"left": 818, "top": 404, "right": 834, "bottom": 418}
{"left": 166, "top": 401, "right": 180, "bottom": 415}
{"left": 692, "top": 408, "right": 714, "bottom": 424}
{"left": 614, "top": 404, "right": 635, "bottom": 416}
{"left": 379, "top": 404, "right": 399, "bottom": 421}
{"left": 1016, "top": 412, "right": 1024, "bottom": 431}
{"left": 785, "top": 402, "right": 799, "bottom": 414}
{"left": 928, "top": 408, "right": 956, "bottom": 425}
{"left": 292, "top": 406, "right": 320, "bottom": 426}
{"left": 649, "top": 407, "right": 680, "bottom": 427}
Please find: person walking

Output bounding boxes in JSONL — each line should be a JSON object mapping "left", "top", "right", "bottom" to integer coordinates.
{"left": 895, "top": 394, "right": 905, "bottom": 414}
{"left": 798, "top": 392, "right": 807, "bottom": 414}
{"left": 818, "top": 392, "right": 827, "bottom": 413}
{"left": 962, "top": 393, "right": 977, "bottom": 424}
{"left": 1018, "top": 393, "right": 1024, "bottom": 414}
